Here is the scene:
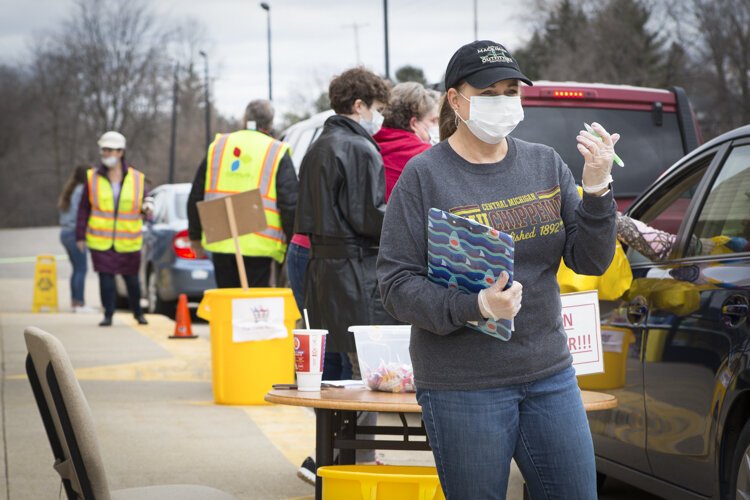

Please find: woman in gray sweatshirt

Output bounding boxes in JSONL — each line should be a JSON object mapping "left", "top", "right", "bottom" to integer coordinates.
{"left": 377, "top": 40, "right": 618, "bottom": 499}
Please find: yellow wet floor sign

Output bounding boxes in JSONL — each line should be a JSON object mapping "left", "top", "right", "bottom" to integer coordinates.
{"left": 32, "top": 255, "right": 58, "bottom": 312}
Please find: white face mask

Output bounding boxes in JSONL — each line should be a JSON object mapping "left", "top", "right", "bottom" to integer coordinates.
{"left": 428, "top": 125, "right": 440, "bottom": 145}
{"left": 101, "top": 156, "right": 119, "bottom": 168}
{"left": 359, "top": 107, "right": 384, "bottom": 136}
{"left": 455, "top": 93, "right": 524, "bottom": 144}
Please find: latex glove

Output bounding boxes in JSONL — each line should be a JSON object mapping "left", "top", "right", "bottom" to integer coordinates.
{"left": 190, "top": 240, "right": 206, "bottom": 259}
{"left": 76, "top": 240, "right": 86, "bottom": 252}
{"left": 477, "top": 271, "right": 523, "bottom": 321}
{"left": 577, "top": 122, "right": 620, "bottom": 194}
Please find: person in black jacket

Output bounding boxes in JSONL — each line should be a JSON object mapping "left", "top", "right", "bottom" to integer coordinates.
{"left": 295, "top": 67, "right": 393, "bottom": 367}
{"left": 294, "top": 67, "right": 392, "bottom": 471}
{"left": 187, "top": 99, "right": 298, "bottom": 288}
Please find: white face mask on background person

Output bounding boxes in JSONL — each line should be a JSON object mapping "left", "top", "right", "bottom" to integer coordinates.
{"left": 101, "top": 156, "right": 119, "bottom": 168}
{"left": 455, "top": 93, "right": 524, "bottom": 144}
{"left": 428, "top": 125, "right": 440, "bottom": 145}
{"left": 359, "top": 107, "right": 384, "bottom": 136}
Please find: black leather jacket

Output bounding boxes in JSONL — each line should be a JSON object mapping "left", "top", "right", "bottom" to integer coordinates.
{"left": 294, "top": 115, "right": 386, "bottom": 245}
{"left": 295, "top": 115, "right": 395, "bottom": 352}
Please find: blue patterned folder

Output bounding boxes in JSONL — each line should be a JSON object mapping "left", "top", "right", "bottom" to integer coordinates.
{"left": 427, "top": 208, "right": 515, "bottom": 341}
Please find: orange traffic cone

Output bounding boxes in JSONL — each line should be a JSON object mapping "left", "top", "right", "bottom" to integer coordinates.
{"left": 170, "top": 294, "right": 198, "bottom": 339}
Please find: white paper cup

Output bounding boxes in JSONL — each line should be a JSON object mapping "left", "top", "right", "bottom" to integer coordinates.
{"left": 293, "top": 329, "right": 328, "bottom": 391}
{"left": 296, "top": 372, "right": 323, "bottom": 392}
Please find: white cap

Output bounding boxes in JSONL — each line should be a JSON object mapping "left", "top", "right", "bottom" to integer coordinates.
{"left": 97, "top": 131, "right": 126, "bottom": 149}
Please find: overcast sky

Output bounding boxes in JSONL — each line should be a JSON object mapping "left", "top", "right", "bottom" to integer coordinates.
{"left": 1, "top": 0, "right": 532, "bottom": 119}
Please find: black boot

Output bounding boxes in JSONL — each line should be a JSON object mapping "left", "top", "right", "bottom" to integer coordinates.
{"left": 99, "top": 316, "right": 113, "bottom": 327}
{"left": 134, "top": 314, "right": 148, "bottom": 325}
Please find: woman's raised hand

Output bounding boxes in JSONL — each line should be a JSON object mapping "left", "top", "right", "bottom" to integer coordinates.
{"left": 577, "top": 122, "right": 620, "bottom": 193}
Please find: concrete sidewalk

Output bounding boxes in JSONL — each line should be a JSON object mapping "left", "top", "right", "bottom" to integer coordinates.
{"left": 0, "top": 311, "right": 321, "bottom": 500}
{"left": 0, "top": 227, "right": 437, "bottom": 499}
{"left": 0, "top": 227, "right": 649, "bottom": 499}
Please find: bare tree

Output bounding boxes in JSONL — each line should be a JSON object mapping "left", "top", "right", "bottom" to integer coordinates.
{"left": 59, "top": 0, "right": 170, "bottom": 153}
{"left": 663, "top": 0, "right": 750, "bottom": 137}
{"left": 0, "top": 0, "right": 221, "bottom": 228}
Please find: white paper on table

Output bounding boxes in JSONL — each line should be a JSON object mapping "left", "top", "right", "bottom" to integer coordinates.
{"left": 561, "top": 291, "right": 604, "bottom": 376}
{"left": 231, "top": 297, "right": 287, "bottom": 343}
{"left": 321, "top": 380, "right": 365, "bottom": 389}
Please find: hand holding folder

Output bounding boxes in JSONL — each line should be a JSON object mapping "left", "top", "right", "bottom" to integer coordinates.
{"left": 426, "top": 208, "right": 516, "bottom": 341}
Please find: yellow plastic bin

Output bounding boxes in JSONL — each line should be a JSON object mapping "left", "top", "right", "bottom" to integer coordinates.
{"left": 197, "top": 288, "right": 300, "bottom": 405}
{"left": 317, "top": 465, "right": 445, "bottom": 500}
{"left": 578, "top": 327, "right": 635, "bottom": 390}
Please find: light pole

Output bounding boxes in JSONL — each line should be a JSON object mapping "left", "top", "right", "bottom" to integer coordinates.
{"left": 199, "top": 50, "right": 211, "bottom": 150}
{"left": 343, "top": 22, "right": 369, "bottom": 64}
{"left": 260, "top": 2, "right": 272, "bottom": 101}
{"left": 473, "top": 0, "right": 478, "bottom": 40}
{"left": 383, "top": 0, "right": 390, "bottom": 79}
{"left": 168, "top": 63, "right": 179, "bottom": 184}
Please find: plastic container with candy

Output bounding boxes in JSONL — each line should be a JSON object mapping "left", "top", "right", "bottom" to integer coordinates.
{"left": 348, "top": 325, "right": 414, "bottom": 393}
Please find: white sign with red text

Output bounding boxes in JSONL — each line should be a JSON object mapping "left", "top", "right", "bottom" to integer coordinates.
{"left": 231, "top": 297, "right": 286, "bottom": 343}
{"left": 561, "top": 291, "right": 604, "bottom": 376}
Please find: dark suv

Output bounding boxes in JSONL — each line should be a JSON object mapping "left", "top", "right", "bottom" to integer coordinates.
{"left": 587, "top": 125, "right": 750, "bottom": 499}
{"left": 514, "top": 81, "right": 702, "bottom": 211}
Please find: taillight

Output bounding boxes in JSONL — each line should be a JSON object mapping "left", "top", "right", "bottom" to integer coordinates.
{"left": 539, "top": 89, "right": 596, "bottom": 99}
{"left": 173, "top": 230, "right": 201, "bottom": 259}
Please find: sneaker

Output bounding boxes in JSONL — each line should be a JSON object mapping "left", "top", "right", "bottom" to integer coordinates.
{"left": 99, "top": 317, "right": 113, "bottom": 327}
{"left": 134, "top": 314, "right": 148, "bottom": 325}
{"left": 296, "top": 456, "right": 316, "bottom": 486}
{"left": 74, "top": 305, "right": 98, "bottom": 314}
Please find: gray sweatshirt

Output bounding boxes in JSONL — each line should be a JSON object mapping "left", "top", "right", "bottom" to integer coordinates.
{"left": 377, "top": 137, "right": 616, "bottom": 390}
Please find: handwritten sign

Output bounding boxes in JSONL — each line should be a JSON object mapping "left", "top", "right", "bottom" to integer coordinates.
{"left": 561, "top": 291, "right": 604, "bottom": 376}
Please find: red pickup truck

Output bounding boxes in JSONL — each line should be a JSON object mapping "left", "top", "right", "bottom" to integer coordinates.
{"left": 514, "top": 81, "right": 702, "bottom": 212}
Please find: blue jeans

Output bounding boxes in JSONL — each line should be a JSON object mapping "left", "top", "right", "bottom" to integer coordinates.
{"left": 286, "top": 242, "right": 352, "bottom": 380}
{"left": 418, "top": 366, "right": 596, "bottom": 500}
{"left": 99, "top": 272, "right": 142, "bottom": 318}
{"left": 60, "top": 229, "right": 87, "bottom": 304}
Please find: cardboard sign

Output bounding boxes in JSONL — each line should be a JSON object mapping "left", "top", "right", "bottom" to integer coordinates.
{"left": 561, "top": 291, "right": 604, "bottom": 376}
{"left": 197, "top": 189, "right": 267, "bottom": 244}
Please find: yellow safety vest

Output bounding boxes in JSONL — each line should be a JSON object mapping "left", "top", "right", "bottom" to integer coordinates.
{"left": 86, "top": 167, "right": 145, "bottom": 253}
{"left": 202, "top": 130, "right": 290, "bottom": 263}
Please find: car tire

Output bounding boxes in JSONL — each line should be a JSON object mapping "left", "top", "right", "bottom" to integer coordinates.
{"left": 147, "top": 267, "right": 176, "bottom": 318}
{"left": 727, "top": 420, "right": 750, "bottom": 499}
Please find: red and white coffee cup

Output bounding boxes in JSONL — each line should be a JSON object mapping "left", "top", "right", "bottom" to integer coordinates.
{"left": 293, "top": 329, "right": 328, "bottom": 391}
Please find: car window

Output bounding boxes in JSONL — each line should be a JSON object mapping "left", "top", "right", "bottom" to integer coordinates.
{"left": 513, "top": 107, "right": 685, "bottom": 198}
{"left": 151, "top": 191, "right": 167, "bottom": 223}
{"left": 686, "top": 144, "right": 750, "bottom": 257}
{"left": 624, "top": 154, "right": 714, "bottom": 265}
{"left": 173, "top": 192, "right": 188, "bottom": 222}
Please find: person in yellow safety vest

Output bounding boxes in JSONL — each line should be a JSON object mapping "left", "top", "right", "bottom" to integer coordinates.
{"left": 75, "top": 131, "right": 154, "bottom": 327}
{"left": 187, "top": 99, "right": 298, "bottom": 288}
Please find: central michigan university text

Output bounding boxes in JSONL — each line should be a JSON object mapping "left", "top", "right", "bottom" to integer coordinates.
{"left": 453, "top": 194, "right": 562, "bottom": 233}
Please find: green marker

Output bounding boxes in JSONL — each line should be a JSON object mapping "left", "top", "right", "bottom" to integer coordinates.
{"left": 584, "top": 123, "right": 624, "bottom": 167}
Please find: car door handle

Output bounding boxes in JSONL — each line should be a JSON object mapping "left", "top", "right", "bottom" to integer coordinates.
{"left": 722, "top": 296, "right": 749, "bottom": 328}
{"left": 627, "top": 296, "right": 648, "bottom": 325}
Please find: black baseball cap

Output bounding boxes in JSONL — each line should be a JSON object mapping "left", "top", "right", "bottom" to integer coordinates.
{"left": 444, "top": 40, "right": 533, "bottom": 90}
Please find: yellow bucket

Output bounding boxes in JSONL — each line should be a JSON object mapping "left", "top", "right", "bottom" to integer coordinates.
{"left": 197, "top": 288, "right": 300, "bottom": 405}
{"left": 317, "top": 465, "right": 445, "bottom": 500}
{"left": 578, "top": 327, "right": 635, "bottom": 390}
